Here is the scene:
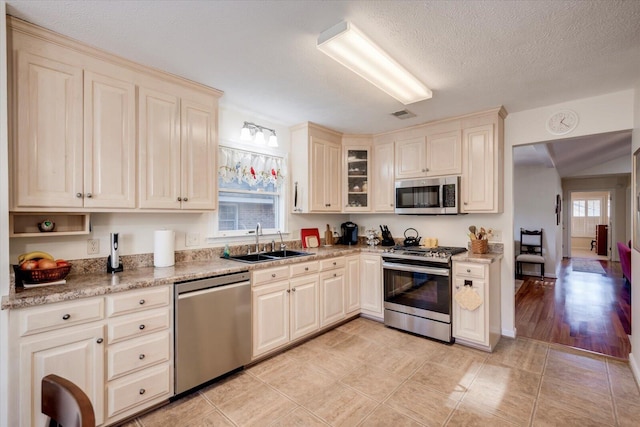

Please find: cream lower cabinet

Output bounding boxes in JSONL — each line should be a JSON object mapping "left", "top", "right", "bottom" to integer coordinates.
{"left": 9, "top": 286, "right": 172, "bottom": 427}
{"left": 345, "top": 255, "right": 361, "bottom": 314}
{"left": 11, "top": 298, "right": 106, "bottom": 427}
{"left": 452, "top": 260, "right": 501, "bottom": 352}
{"left": 252, "top": 262, "right": 320, "bottom": 358}
{"left": 319, "top": 257, "right": 347, "bottom": 327}
{"left": 359, "top": 254, "right": 383, "bottom": 320}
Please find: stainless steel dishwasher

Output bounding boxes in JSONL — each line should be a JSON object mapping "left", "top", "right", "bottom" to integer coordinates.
{"left": 174, "top": 271, "right": 251, "bottom": 395}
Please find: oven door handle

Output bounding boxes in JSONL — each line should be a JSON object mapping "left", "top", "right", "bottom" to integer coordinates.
{"left": 382, "top": 262, "right": 449, "bottom": 276}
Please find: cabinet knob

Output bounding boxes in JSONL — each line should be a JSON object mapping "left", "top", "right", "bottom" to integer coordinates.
{"left": 390, "top": 204, "right": 394, "bottom": 207}
{"left": 96, "top": 338, "right": 103, "bottom": 344}
{"left": 334, "top": 273, "right": 337, "bottom": 277}
{"left": 139, "top": 389, "right": 146, "bottom": 395}
{"left": 464, "top": 202, "right": 468, "bottom": 205}
{"left": 177, "top": 197, "right": 182, "bottom": 202}
{"left": 76, "top": 193, "right": 83, "bottom": 198}
{"left": 86, "top": 193, "right": 92, "bottom": 198}
{"left": 139, "top": 299, "right": 145, "bottom": 305}
{"left": 292, "top": 288, "right": 296, "bottom": 292}
{"left": 304, "top": 267, "right": 309, "bottom": 271}
{"left": 183, "top": 197, "right": 188, "bottom": 202}
{"left": 333, "top": 262, "right": 336, "bottom": 266}
{"left": 287, "top": 289, "right": 290, "bottom": 293}
{"left": 271, "top": 273, "right": 276, "bottom": 278}
{"left": 455, "top": 286, "right": 460, "bottom": 290}
{"left": 139, "top": 354, "right": 145, "bottom": 360}
{"left": 62, "top": 314, "right": 71, "bottom": 320}
{"left": 466, "top": 269, "right": 471, "bottom": 273}
{"left": 139, "top": 324, "right": 145, "bottom": 330}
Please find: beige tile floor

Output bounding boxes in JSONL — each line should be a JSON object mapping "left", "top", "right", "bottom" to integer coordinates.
{"left": 127, "top": 317, "right": 640, "bottom": 427}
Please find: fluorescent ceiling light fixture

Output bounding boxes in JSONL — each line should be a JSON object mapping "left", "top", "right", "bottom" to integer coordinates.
{"left": 317, "top": 21, "right": 432, "bottom": 105}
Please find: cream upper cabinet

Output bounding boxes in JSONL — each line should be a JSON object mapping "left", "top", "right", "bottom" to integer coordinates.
{"left": 460, "top": 108, "right": 506, "bottom": 213}
{"left": 425, "top": 130, "right": 462, "bottom": 176}
{"left": 343, "top": 136, "right": 372, "bottom": 212}
{"left": 138, "top": 87, "right": 181, "bottom": 209}
{"left": 12, "top": 50, "right": 84, "bottom": 209}
{"left": 373, "top": 140, "right": 395, "bottom": 212}
{"left": 8, "top": 17, "right": 221, "bottom": 213}
{"left": 84, "top": 71, "right": 137, "bottom": 209}
{"left": 138, "top": 84, "right": 218, "bottom": 210}
{"left": 290, "top": 123, "right": 343, "bottom": 213}
{"left": 394, "top": 136, "right": 427, "bottom": 179}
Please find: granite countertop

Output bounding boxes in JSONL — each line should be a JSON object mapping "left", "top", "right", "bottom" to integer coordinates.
{"left": 452, "top": 252, "right": 503, "bottom": 264}
{"left": 2, "top": 245, "right": 374, "bottom": 310}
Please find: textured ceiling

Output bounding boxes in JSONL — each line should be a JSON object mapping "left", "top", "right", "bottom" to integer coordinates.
{"left": 5, "top": 0, "right": 640, "bottom": 135}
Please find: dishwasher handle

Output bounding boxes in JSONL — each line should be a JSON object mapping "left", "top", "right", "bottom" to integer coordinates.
{"left": 177, "top": 280, "right": 250, "bottom": 300}
{"left": 175, "top": 271, "right": 250, "bottom": 295}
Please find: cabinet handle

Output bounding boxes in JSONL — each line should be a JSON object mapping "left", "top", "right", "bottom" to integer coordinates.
{"left": 96, "top": 338, "right": 103, "bottom": 344}
{"left": 76, "top": 193, "right": 83, "bottom": 198}
{"left": 464, "top": 202, "right": 468, "bottom": 205}
{"left": 139, "top": 354, "right": 145, "bottom": 360}
{"left": 86, "top": 193, "right": 92, "bottom": 198}
{"left": 177, "top": 197, "right": 182, "bottom": 202}
{"left": 139, "top": 324, "right": 145, "bottom": 330}
{"left": 139, "top": 299, "right": 145, "bottom": 305}
{"left": 62, "top": 314, "right": 71, "bottom": 320}
{"left": 139, "top": 389, "right": 146, "bottom": 395}
{"left": 183, "top": 197, "right": 188, "bottom": 202}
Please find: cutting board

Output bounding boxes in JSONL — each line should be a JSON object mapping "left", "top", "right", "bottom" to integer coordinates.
{"left": 301, "top": 228, "right": 320, "bottom": 248}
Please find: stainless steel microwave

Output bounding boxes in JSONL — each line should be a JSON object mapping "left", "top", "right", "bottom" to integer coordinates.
{"left": 395, "top": 176, "right": 461, "bottom": 215}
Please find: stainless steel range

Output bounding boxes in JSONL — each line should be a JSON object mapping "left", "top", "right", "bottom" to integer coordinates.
{"left": 382, "top": 245, "right": 467, "bottom": 343}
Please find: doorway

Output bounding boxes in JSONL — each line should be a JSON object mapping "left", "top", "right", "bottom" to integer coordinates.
{"left": 568, "top": 190, "right": 611, "bottom": 261}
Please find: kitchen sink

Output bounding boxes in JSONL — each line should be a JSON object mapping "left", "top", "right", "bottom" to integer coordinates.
{"left": 263, "top": 250, "right": 311, "bottom": 258}
{"left": 226, "top": 250, "right": 312, "bottom": 264}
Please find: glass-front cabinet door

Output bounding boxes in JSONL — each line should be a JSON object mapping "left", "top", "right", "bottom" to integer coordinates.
{"left": 343, "top": 145, "right": 371, "bottom": 212}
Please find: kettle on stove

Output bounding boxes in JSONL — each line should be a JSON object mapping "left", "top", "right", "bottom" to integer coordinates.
{"left": 340, "top": 222, "right": 358, "bottom": 245}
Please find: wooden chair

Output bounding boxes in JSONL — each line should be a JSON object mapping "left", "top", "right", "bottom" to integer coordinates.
{"left": 516, "top": 228, "right": 545, "bottom": 279}
{"left": 42, "top": 374, "right": 95, "bottom": 427}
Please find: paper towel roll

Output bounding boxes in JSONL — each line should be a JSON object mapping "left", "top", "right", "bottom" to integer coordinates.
{"left": 154, "top": 230, "right": 175, "bottom": 267}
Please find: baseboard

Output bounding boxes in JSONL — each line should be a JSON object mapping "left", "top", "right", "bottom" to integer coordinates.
{"left": 629, "top": 352, "right": 640, "bottom": 389}
{"left": 502, "top": 327, "right": 516, "bottom": 338}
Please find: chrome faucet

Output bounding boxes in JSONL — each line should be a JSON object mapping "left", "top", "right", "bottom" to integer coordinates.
{"left": 255, "top": 223, "right": 262, "bottom": 253}
{"left": 277, "top": 230, "right": 286, "bottom": 251}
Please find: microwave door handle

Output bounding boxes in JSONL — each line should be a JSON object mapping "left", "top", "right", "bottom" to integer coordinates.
{"left": 382, "top": 262, "right": 450, "bottom": 276}
{"left": 440, "top": 185, "right": 444, "bottom": 209}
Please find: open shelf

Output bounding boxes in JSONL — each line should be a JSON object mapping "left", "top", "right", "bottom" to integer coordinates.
{"left": 9, "top": 213, "right": 91, "bottom": 237}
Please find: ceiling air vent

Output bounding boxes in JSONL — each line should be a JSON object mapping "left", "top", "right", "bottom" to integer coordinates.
{"left": 391, "top": 109, "right": 416, "bottom": 119}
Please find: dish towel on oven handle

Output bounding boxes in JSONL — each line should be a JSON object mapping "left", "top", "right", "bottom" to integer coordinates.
{"left": 454, "top": 286, "right": 483, "bottom": 311}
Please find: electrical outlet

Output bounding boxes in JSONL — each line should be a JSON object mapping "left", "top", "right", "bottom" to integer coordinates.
{"left": 186, "top": 232, "right": 199, "bottom": 247}
{"left": 87, "top": 239, "right": 100, "bottom": 254}
{"left": 490, "top": 229, "right": 502, "bottom": 242}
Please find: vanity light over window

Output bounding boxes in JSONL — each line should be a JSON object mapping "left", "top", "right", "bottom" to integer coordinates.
{"left": 317, "top": 21, "right": 432, "bottom": 105}
{"left": 240, "top": 121, "right": 278, "bottom": 147}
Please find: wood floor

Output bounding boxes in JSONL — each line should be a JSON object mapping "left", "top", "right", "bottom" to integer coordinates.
{"left": 515, "top": 257, "right": 631, "bottom": 359}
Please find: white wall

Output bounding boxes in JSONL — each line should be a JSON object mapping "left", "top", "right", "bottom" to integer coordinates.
{"left": 513, "top": 164, "right": 562, "bottom": 278}
{"left": 630, "top": 80, "right": 640, "bottom": 383}
{"left": 1, "top": 3, "right": 10, "bottom": 425}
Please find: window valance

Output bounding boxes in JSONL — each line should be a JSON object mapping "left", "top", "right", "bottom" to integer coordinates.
{"left": 218, "top": 146, "right": 287, "bottom": 189}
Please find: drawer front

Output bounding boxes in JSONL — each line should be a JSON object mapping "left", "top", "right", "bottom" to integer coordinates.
{"left": 108, "top": 308, "right": 170, "bottom": 344}
{"left": 290, "top": 261, "right": 319, "bottom": 277}
{"left": 107, "top": 364, "right": 171, "bottom": 418}
{"left": 18, "top": 298, "right": 104, "bottom": 337}
{"left": 252, "top": 266, "right": 290, "bottom": 286}
{"left": 454, "top": 262, "right": 486, "bottom": 279}
{"left": 106, "top": 286, "right": 170, "bottom": 317}
{"left": 320, "top": 257, "right": 345, "bottom": 271}
{"left": 107, "top": 331, "right": 171, "bottom": 380}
